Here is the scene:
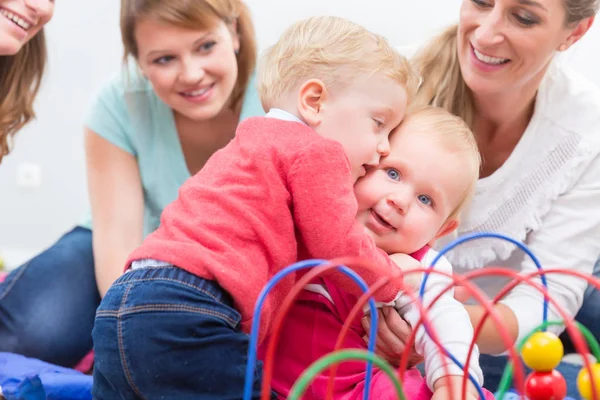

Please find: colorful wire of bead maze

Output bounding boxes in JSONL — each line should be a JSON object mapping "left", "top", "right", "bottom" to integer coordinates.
{"left": 241, "top": 232, "right": 600, "bottom": 400}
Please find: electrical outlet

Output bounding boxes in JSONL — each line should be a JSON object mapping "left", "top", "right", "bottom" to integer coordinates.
{"left": 16, "top": 162, "right": 42, "bottom": 188}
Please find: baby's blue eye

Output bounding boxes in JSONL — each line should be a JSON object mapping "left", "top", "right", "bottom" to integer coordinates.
{"left": 386, "top": 168, "right": 400, "bottom": 180}
{"left": 418, "top": 194, "right": 432, "bottom": 206}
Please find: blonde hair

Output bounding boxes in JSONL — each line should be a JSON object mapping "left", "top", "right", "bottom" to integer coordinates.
{"left": 0, "top": 32, "right": 47, "bottom": 163}
{"left": 120, "top": 0, "right": 257, "bottom": 111}
{"left": 257, "top": 16, "right": 421, "bottom": 111}
{"left": 398, "top": 106, "right": 481, "bottom": 221}
{"left": 412, "top": 0, "right": 599, "bottom": 129}
{"left": 410, "top": 25, "right": 475, "bottom": 128}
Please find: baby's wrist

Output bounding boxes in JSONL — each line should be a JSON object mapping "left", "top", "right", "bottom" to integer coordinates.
{"left": 432, "top": 375, "right": 476, "bottom": 390}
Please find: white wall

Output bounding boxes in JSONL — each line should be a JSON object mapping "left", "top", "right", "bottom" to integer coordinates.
{"left": 0, "top": 0, "right": 123, "bottom": 267}
{"left": 1, "top": 0, "right": 599, "bottom": 268}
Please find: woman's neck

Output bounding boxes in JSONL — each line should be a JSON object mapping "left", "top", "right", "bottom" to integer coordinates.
{"left": 471, "top": 76, "right": 541, "bottom": 178}
{"left": 174, "top": 106, "right": 240, "bottom": 175}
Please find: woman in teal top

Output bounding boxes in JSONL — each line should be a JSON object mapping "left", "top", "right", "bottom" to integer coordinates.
{"left": 0, "top": 0, "right": 263, "bottom": 368}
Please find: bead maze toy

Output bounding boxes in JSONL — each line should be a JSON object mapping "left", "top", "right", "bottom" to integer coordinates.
{"left": 242, "top": 232, "right": 600, "bottom": 400}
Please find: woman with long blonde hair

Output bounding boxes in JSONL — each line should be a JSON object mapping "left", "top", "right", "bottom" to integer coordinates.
{"left": 0, "top": 0, "right": 55, "bottom": 162}
{"left": 366, "top": 0, "right": 600, "bottom": 396}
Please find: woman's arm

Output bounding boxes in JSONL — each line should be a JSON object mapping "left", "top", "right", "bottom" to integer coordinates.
{"left": 429, "top": 153, "right": 600, "bottom": 355}
{"left": 85, "top": 127, "right": 144, "bottom": 297}
{"left": 490, "top": 154, "right": 600, "bottom": 352}
{"left": 364, "top": 301, "right": 519, "bottom": 361}
{"left": 464, "top": 303, "right": 518, "bottom": 355}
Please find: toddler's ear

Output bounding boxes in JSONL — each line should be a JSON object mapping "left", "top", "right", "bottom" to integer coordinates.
{"left": 297, "top": 79, "right": 327, "bottom": 127}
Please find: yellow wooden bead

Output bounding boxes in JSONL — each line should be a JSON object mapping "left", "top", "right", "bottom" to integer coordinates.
{"left": 578, "top": 363, "right": 600, "bottom": 400}
{"left": 521, "top": 332, "right": 564, "bottom": 371}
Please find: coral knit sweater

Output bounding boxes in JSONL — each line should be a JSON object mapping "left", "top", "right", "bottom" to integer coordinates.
{"left": 126, "top": 116, "right": 403, "bottom": 342}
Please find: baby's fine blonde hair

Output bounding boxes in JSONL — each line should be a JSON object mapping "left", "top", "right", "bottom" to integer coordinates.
{"left": 398, "top": 106, "right": 481, "bottom": 221}
{"left": 257, "top": 16, "right": 421, "bottom": 111}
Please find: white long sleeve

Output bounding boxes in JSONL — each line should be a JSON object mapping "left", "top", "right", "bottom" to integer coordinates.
{"left": 437, "top": 58, "right": 600, "bottom": 350}
{"left": 499, "top": 154, "right": 600, "bottom": 345}
{"left": 397, "top": 250, "right": 484, "bottom": 389}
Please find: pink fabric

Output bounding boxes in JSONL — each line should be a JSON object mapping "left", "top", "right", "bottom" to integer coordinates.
{"left": 74, "top": 350, "right": 94, "bottom": 373}
{"left": 260, "top": 285, "right": 495, "bottom": 399}
{"left": 260, "top": 289, "right": 431, "bottom": 399}
{"left": 0, "top": 271, "right": 6, "bottom": 282}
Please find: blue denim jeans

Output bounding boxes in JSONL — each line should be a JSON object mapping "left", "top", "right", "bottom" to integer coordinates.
{"left": 92, "top": 265, "right": 271, "bottom": 400}
{"left": 480, "top": 258, "right": 600, "bottom": 397}
{"left": 0, "top": 226, "right": 99, "bottom": 367}
{"left": 561, "top": 257, "right": 600, "bottom": 353}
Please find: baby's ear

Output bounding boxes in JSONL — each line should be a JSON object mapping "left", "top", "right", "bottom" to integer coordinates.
{"left": 435, "top": 218, "right": 459, "bottom": 239}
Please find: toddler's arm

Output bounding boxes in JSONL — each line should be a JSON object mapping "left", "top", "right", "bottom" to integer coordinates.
{"left": 288, "top": 140, "right": 406, "bottom": 303}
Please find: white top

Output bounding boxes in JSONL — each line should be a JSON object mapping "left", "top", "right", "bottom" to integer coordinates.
{"left": 306, "top": 248, "right": 484, "bottom": 390}
{"left": 437, "top": 58, "right": 600, "bottom": 349}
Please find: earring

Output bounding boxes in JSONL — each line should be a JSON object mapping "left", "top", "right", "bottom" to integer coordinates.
{"left": 235, "top": 48, "right": 240, "bottom": 56}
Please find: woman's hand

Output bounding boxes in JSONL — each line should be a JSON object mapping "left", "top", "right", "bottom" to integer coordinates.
{"left": 361, "top": 306, "right": 424, "bottom": 368}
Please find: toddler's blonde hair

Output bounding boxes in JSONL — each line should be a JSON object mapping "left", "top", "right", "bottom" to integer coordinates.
{"left": 397, "top": 106, "right": 481, "bottom": 221}
{"left": 257, "top": 16, "right": 421, "bottom": 111}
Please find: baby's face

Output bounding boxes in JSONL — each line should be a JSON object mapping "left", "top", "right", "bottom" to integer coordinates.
{"left": 354, "top": 119, "right": 471, "bottom": 254}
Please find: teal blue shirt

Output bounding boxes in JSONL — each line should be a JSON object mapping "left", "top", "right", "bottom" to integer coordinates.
{"left": 80, "top": 65, "right": 264, "bottom": 237}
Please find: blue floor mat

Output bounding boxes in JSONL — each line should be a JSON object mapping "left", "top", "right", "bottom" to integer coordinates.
{"left": 0, "top": 353, "right": 92, "bottom": 400}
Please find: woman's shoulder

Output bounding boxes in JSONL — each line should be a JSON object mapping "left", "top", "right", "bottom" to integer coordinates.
{"left": 447, "top": 60, "right": 600, "bottom": 269}
{"left": 93, "top": 60, "right": 157, "bottom": 110}
{"left": 85, "top": 61, "right": 172, "bottom": 155}
{"left": 539, "top": 59, "right": 600, "bottom": 141}
{"left": 87, "top": 60, "right": 169, "bottom": 136}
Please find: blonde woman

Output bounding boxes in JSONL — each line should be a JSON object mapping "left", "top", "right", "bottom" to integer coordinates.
{"left": 0, "top": 0, "right": 55, "bottom": 162}
{"left": 0, "top": 0, "right": 262, "bottom": 368}
{"left": 365, "top": 0, "right": 600, "bottom": 396}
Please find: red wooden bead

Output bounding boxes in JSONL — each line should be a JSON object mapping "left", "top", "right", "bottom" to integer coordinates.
{"left": 525, "top": 370, "right": 567, "bottom": 400}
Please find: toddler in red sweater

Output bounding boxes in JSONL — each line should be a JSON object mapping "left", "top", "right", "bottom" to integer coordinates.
{"left": 92, "top": 15, "right": 421, "bottom": 399}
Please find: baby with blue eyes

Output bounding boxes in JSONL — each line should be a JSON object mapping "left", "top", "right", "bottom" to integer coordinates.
{"left": 274, "top": 106, "right": 493, "bottom": 400}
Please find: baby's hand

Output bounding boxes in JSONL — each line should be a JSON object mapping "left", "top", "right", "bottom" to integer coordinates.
{"left": 389, "top": 253, "right": 421, "bottom": 271}
{"left": 389, "top": 253, "right": 422, "bottom": 290}
{"left": 431, "top": 376, "right": 479, "bottom": 400}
